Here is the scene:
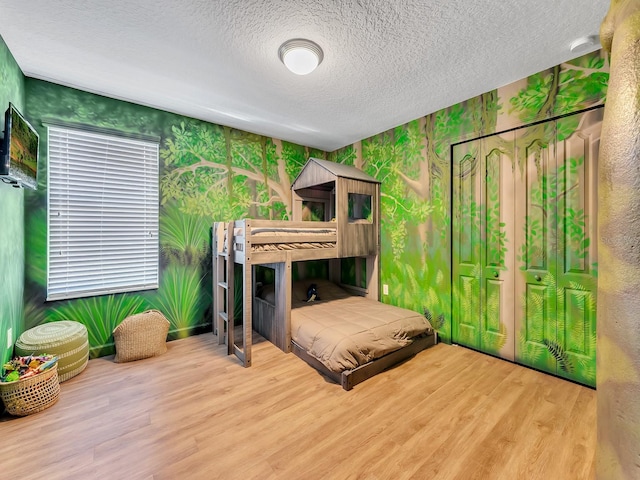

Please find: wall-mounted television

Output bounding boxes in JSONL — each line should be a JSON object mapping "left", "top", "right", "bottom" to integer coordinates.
{"left": 1, "top": 103, "right": 39, "bottom": 190}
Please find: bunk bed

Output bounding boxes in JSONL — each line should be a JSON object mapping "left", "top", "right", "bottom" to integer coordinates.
{"left": 212, "top": 158, "right": 437, "bottom": 389}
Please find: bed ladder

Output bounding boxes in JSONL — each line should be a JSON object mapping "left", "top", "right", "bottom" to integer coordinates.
{"left": 213, "top": 221, "right": 234, "bottom": 355}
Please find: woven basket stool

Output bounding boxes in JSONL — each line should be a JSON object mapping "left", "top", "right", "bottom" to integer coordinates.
{"left": 113, "top": 310, "right": 170, "bottom": 363}
{"left": 15, "top": 321, "right": 89, "bottom": 383}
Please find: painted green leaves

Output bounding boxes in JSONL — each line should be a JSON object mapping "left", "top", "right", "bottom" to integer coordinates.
{"left": 161, "top": 122, "right": 308, "bottom": 221}
{"left": 47, "top": 294, "right": 147, "bottom": 358}
{"left": 510, "top": 51, "right": 609, "bottom": 123}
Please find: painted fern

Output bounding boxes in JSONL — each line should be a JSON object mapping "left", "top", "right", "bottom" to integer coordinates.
{"left": 47, "top": 293, "right": 148, "bottom": 357}
{"left": 423, "top": 307, "right": 445, "bottom": 330}
{"left": 543, "top": 339, "right": 574, "bottom": 373}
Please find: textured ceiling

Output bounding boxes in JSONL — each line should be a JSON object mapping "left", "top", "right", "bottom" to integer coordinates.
{"left": 0, "top": 0, "right": 608, "bottom": 151}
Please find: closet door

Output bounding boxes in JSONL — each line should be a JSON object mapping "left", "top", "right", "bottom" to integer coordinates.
{"left": 453, "top": 139, "right": 482, "bottom": 350}
{"left": 514, "top": 124, "right": 558, "bottom": 375}
{"left": 514, "top": 109, "right": 601, "bottom": 386}
{"left": 453, "top": 133, "right": 515, "bottom": 360}
{"left": 480, "top": 133, "right": 515, "bottom": 360}
{"left": 453, "top": 110, "right": 600, "bottom": 386}
{"left": 554, "top": 108, "right": 600, "bottom": 386}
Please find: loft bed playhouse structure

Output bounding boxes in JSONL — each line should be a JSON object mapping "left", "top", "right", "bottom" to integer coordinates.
{"left": 212, "top": 158, "right": 436, "bottom": 390}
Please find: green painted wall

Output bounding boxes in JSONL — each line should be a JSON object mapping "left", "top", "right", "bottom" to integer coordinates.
{"left": 23, "top": 79, "right": 327, "bottom": 358}
{"left": 329, "top": 51, "right": 608, "bottom": 374}
{"left": 7, "top": 38, "right": 609, "bottom": 380}
{"left": 0, "top": 35, "right": 26, "bottom": 365}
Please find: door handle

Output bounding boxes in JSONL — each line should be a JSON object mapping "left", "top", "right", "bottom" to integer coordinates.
{"left": 535, "top": 275, "right": 542, "bottom": 282}
{"left": 493, "top": 271, "right": 499, "bottom": 278}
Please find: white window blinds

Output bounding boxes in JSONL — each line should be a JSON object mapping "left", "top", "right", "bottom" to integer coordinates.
{"left": 47, "top": 125, "right": 159, "bottom": 301}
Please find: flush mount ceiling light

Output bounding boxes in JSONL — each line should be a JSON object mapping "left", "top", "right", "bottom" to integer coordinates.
{"left": 278, "top": 39, "right": 324, "bottom": 75}
{"left": 570, "top": 35, "right": 600, "bottom": 54}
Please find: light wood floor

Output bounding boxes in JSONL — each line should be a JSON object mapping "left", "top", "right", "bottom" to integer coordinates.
{"left": 0, "top": 334, "right": 596, "bottom": 480}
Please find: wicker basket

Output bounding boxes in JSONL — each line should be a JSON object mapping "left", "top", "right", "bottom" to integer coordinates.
{"left": 0, "top": 364, "right": 60, "bottom": 416}
{"left": 113, "top": 310, "right": 170, "bottom": 363}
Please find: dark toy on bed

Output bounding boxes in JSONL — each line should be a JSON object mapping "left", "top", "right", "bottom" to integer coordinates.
{"left": 306, "top": 284, "right": 320, "bottom": 302}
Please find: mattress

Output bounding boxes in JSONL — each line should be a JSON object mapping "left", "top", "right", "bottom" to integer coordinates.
{"left": 220, "top": 225, "right": 337, "bottom": 253}
{"left": 251, "top": 227, "right": 336, "bottom": 252}
{"left": 289, "top": 280, "right": 432, "bottom": 373}
{"left": 250, "top": 227, "right": 335, "bottom": 236}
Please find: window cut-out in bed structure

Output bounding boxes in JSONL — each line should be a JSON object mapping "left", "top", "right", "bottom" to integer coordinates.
{"left": 301, "top": 200, "right": 328, "bottom": 222}
{"left": 348, "top": 193, "right": 372, "bottom": 223}
{"left": 213, "top": 158, "right": 437, "bottom": 388}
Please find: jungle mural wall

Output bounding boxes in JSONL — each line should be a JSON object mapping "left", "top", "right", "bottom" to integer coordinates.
{"left": 0, "top": 35, "right": 26, "bottom": 365}
{"left": 23, "top": 79, "right": 327, "bottom": 358}
{"left": 10, "top": 43, "right": 608, "bottom": 387}
{"left": 329, "top": 50, "right": 608, "bottom": 386}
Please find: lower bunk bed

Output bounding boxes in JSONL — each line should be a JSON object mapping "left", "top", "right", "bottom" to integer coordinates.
{"left": 256, "top": 279, "right": 437, "bottom": 390}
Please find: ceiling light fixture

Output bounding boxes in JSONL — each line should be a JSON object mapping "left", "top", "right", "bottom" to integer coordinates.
{"left": 570, "top": 35, "right": 600, "bottom": 54}
{"left": 278, "top": 39, "right": 323, "bottom": 75}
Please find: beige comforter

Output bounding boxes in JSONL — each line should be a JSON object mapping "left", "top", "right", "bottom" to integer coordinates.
{"left": 290, "top": 282, "right": 432, "bottom": 373}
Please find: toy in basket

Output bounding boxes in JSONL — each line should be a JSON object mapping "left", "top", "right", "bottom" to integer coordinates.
{"left": 0, "top": 355, "right": 60, "bottom": 416}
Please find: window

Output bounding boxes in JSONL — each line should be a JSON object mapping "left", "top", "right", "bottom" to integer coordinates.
{"left": 301, "top": 200, "right": 326, "bottom": 221}
{"left": 47, "top": 125, "right": 159, "bottom": 301}
{"left": 347, "top": 193, "right": 372, "bottom": 223}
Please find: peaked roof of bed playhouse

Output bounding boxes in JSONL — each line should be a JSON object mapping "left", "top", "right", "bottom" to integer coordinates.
{"left": 292, "top": 158, "right": 380, "bottom": 191}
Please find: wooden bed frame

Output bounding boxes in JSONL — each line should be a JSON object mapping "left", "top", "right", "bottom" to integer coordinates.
{"left": 292, "top": 333, "right": 437, "bottom": 391}
{"left": 254, "top": 289, "right": 437, "bottom": 390}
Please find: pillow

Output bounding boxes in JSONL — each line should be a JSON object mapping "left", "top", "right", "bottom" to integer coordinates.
{"left": 292, "top": 281, "right": 310, "bottom": 302}
{"left": 292, "top": 279, "right": 350, "bottom": 302}
{"left": 312, "top": 279, "right": 351, "bottom": 300}
{"left": 113, "top": 310, "right": 170, "bottom": 363}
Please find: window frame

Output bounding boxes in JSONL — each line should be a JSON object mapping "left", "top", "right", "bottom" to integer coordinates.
{"left": 46, "top": 123, "right": 160, "bottom": 301}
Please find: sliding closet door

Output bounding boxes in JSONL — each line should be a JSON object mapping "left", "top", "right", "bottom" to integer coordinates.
{"left": 453, "top": 133, "right": 515, "bottom": 360}
{"left": 514, "top": 108, "right": 601, "bottom": 386}
{"left": 453, "top": 109, "right": 600, "bottom": 386}
{"left": 514, "top": 124, "right": 558, "bottom": 376}
{"left": 480, "top": 134, "right": 516, "bottom": 360}
{"left": 453, "top": 139, "right": 482, "bottom": 350}
{"left": 554, "top": 108, "right": 600, "bottom": 386}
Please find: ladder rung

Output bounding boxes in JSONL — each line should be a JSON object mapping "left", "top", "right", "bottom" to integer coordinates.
{"left": 218, "top": 311, "right": 228, "bottom": 321}
{"left": 218, "top": 281, "right": 228, "bottom": 289}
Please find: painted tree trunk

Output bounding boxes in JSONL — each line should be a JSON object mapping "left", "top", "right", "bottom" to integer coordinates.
{"left": 598, "top": 2, "right": 640, "bottom": 478}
